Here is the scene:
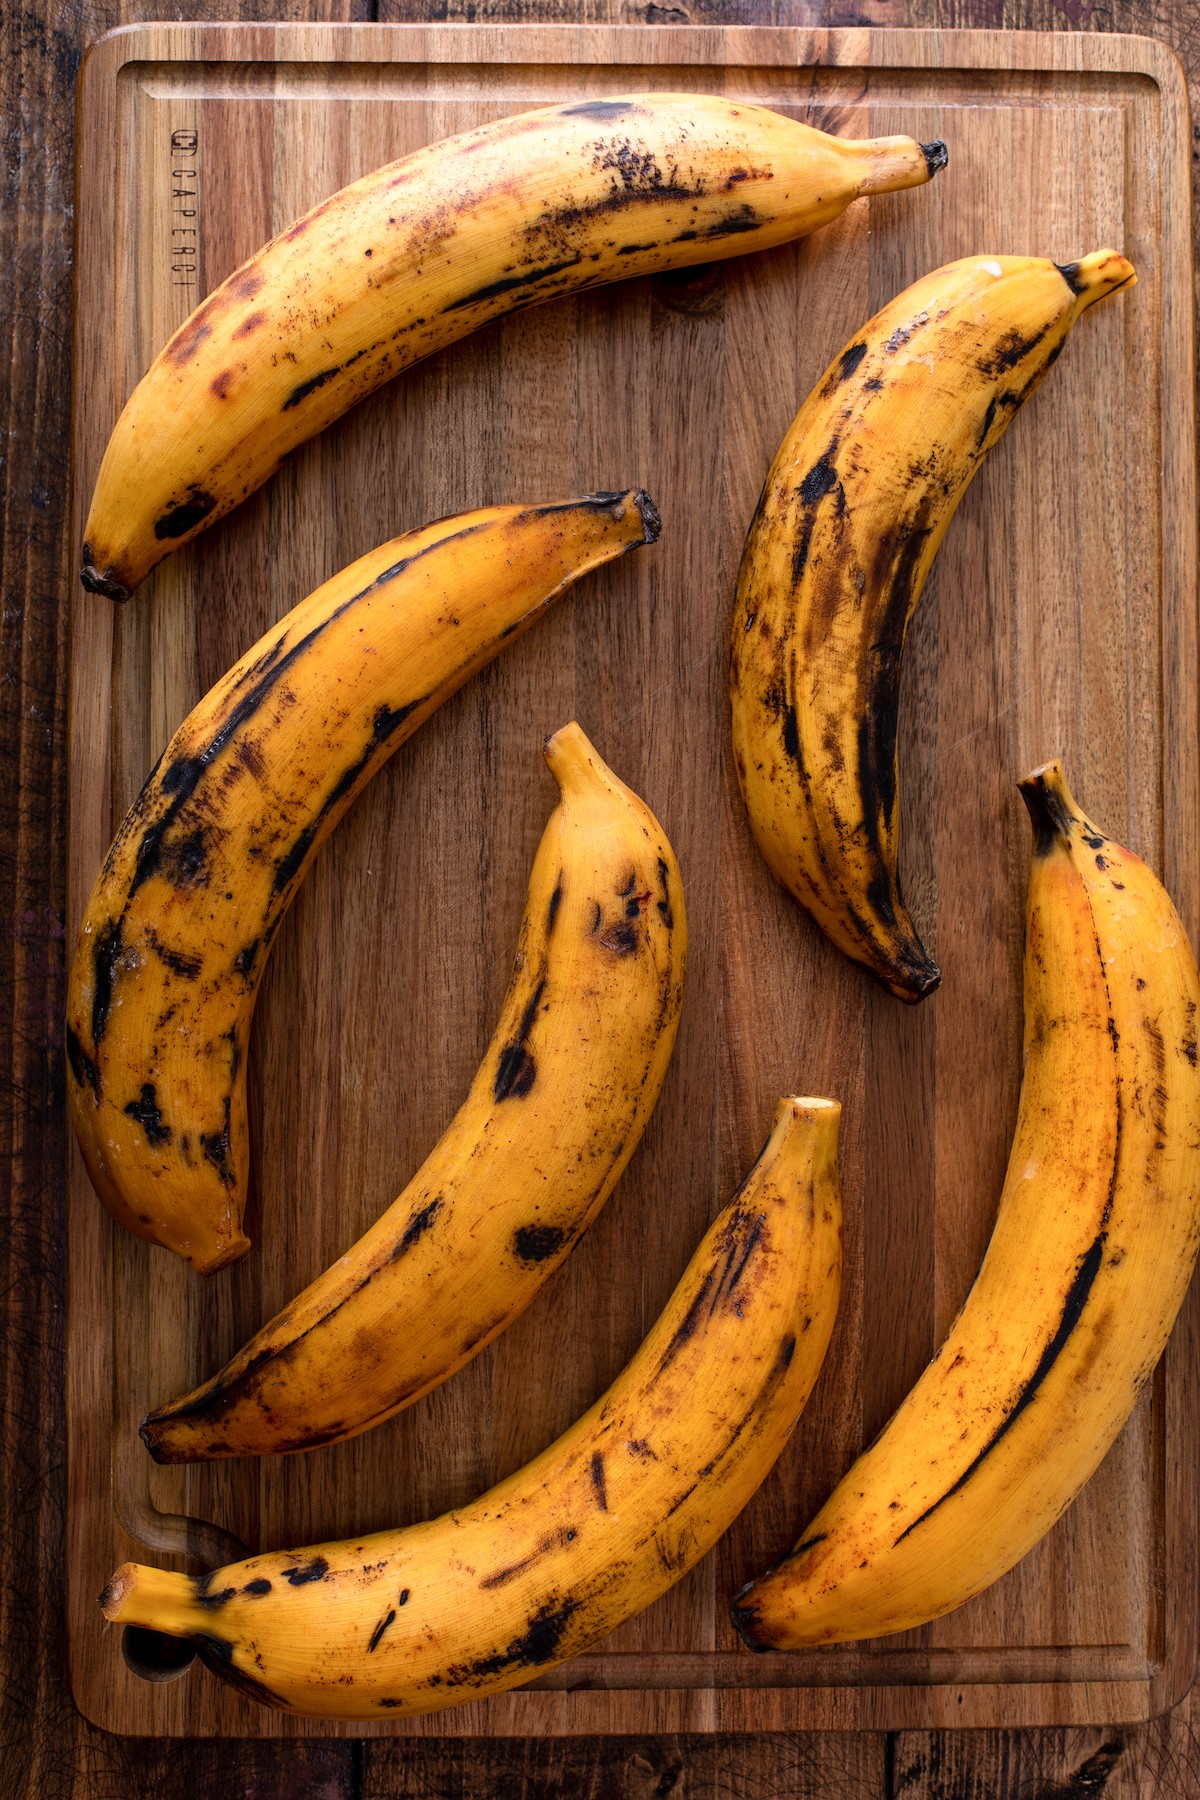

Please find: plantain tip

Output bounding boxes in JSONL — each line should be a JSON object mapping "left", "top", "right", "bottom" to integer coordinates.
{"left": 921, "top": 139, "right": 949, "bottom": 178}
{"left": 883, "top": 960, "right": 941, "bottom": 1005}
{"left": 80, "top": 547, "right": 131, "bottom": 603}
{"left": 188, "top": 1229, "right": 252, "bottom": 1275}
{"left": 139, "top": 1414, "right": 170, "bottom": 1464}
{"left": 632, "top": 489, "right": 661, "bottom": 545}
{"left": 730, "top": 1588, "right": 770, "bottom": 1652}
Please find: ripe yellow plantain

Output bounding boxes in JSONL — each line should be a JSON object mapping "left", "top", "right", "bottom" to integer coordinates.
{"left": 732, "top": 764, "right": 1200, "bottom": 1648}
{"left": 66, "top": 494, "right": 659, "bottom": 1273}
{"left": 729, "top": 251, "right": 1136, "bottom": 1001}
{"left": 80, "top": 94, "right": 945, "bottom": 601}
{"left": 101, "top": 1096, "right": 842, "bottom": 1720}
{"left": 140, "top": 719, "right": 686, "bottom": 1458}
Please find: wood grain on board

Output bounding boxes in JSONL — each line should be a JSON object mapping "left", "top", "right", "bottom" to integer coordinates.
{"left": 65, "top": 18, "right": 1196, "bottom": 1748}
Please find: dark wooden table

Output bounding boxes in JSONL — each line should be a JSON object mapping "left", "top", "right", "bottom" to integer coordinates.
{"left": 6, "top": 0, "right": 1200, "bottom": 1793}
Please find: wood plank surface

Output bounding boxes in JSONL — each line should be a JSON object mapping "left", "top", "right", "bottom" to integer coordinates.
{"left": 65, "top": 18, "right": 1197, "bottom": 1743}
{"left": 5, "top": 0, "right": 1200, "bottom": 1794}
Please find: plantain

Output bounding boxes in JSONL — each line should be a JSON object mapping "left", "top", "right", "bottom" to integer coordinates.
{"left": 729, "top": 250, "right": 1136, "bottom": 1001}
{"left": 80, "top": 94, "right": 945, "bottom": 601}
{"left": 731, "top": 764, "right": 1200, "bottom": 1648}
{"left": 139, "top": 720, "right": 686, "bottom": 1457}
{"left": 102, "top": 1097, "right": 842, "bottom": 1720}
{"left": 66, "top": 494, "right": 659, "bottom": 1273}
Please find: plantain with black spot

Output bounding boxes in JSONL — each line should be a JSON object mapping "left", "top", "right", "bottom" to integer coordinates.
{"left": 140, "top": 719, "right": 687, "bottom": 1458}
{"left": 66, "top": 494, "right": 661, "bottom": 1274}
{"left": 79, "top": 92, "right": 946, "bottom": 602}
{"left": 729, "top": 250, "right": 1136, "bottom": 1001}
{"left": 103, "top": 1096, "right": 841, "bottom": 1719}
{"left": 732, "top": 764, "right": 1200, "bottom": 1648}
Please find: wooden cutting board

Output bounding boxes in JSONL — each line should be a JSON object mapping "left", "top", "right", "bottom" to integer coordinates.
{"left": 67, "top": 21, "right": 1197, "bottom": 1737}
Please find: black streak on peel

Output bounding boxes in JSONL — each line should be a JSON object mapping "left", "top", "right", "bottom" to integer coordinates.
{"left": 281, "top": 366, "right": 342, "bottom": 411}
{"left": 368, "top": 1609, "right": 397, "bottom": 1652}
{"left": 144, "top": 1196, "right": 447, "bottom": 1445}
{"left": 823, "top": 341, "right": 868, "bottom": 393}
{"left": 443, "top": 256, "right": 584, "bottom": 313}
{"left": 154, "top": 488, "right": 217, "bottom": 542}
{"left": 194, "top": 1572, "right": 237, "bottom": 1609}
{"left": 895, "top": 1234, "right": 1108, "bottom": 1544}
{"left": 90, "top": 919, "right": 123, "bottom": 1048}
{"left": 271, "top": 698, "right": 423, "bottom": 897}
{"left": 66, "top": 1026, "right": 101, "bottom": 1098}
{"left": 845, "top": 487, "right": 942, "bottom": 994}
{"left": 233, "top": 939, "right": 260, "bottom": 976}
{"left": 799, "top": 454, "right": 840, "bottom": 506}
{"left": 283, "top": 1556, "right": 329, "bottom": 1586}
{"left": 494, "top": 978, "right": 545, "bottom": 1101}
{"left": 977, "top": 322, "right": 1051, "bottom": 378}
{"left": 395, "top": 1198, "right": 442, "bottom": 1257}
{"left": 591, "top": 1450, "right": 608, "bottom": 1511}
{"left": 199, "top": 1096, "right": 234, "bottom": 1186}
{"left": 449, "top": 1598, "right": 580, "bottom": 1684}
{"left": 655, "top": 856, "right": 674, "bottom": 928}
{"left": 656, "top": 1207, "right": 767, "bottom": 1378}
{"left": 146, "top": 930, "right": 203, "bottom": 978}
{"left": 194, "top": 1633, "right": 293, "bottom": 1709}
{"left": 792, "top": 1531, "right": 828, "bottom": 1559}
{"left": 703, "top": 202, "right": 761, "bottom": 238}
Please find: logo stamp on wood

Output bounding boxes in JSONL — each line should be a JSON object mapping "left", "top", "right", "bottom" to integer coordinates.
{"left": 170, "top": 128, "right": 198, "bottom": 288}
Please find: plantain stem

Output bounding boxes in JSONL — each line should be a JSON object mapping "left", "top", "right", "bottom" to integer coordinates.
{"left": 99, "top": 1562, "right": 202, "bottom": 1638}
{"left": 851, "top": 135, "right": 948, "bottom": 194}
{"left": 1018, "top": 760, "right": 1080, "bottom": 857}
{"left": 1056, "top": 249, "right": 1137, "bottom": 312}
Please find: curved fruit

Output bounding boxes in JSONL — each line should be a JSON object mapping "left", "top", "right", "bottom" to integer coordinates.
{"left": 66, "top": 493, "right": 659, "bottom": 1273}
{"left": 140, "top": 720, "right": 687, "bottom": 1458}
{"left": 102, "top": 1096, "right": 843, "bottom": 1720}
{"left": 729, "top": 250, "right": 1136, "bottom": 1001}
{"left": 80, "top": 94, "right": 946, "bottom": 601}
{"left": 732, "top": 763, "right": 1200, "bottom": 1648}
